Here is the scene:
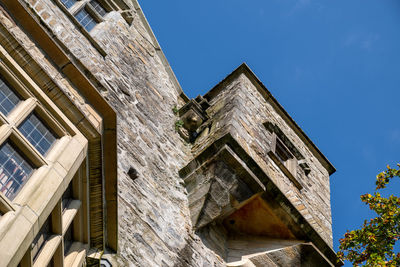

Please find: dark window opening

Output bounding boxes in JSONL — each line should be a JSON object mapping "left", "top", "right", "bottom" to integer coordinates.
{"left": 61, "top": 182, "right": 73, "bottom": 211}
{"left": 275, "top": 138, "right": 294, "bottom": 164}
{"left": 64, "top": 223, "right": 73, "bottom": 255}
{"left": 32, "top": 216, "right": 53, "bottom": 262}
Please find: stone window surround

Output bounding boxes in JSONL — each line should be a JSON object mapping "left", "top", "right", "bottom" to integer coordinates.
{"left": 0, "top": 43, "right": 89, "bottom": 266}
{"left": 0, "top": 9, "right": 118, "bottom": 252}
{"left": 0, "top": 57, "right": 68, "bottom": 206}
{"left": 264, "top": 122, "right": 312, "bottom": 190}
{"left": 272, "top": 133, "right": 297, "bottom": 175}
{"left": 0, "top": 70, "right": 69, "bottom": 206}
{"left": 52, "top": 0, "right": 134, "bottom": 57}
{"left": 24, "top": 166, "right": 88, "bottom": 267}
{"left": 65, "top": 0, "right": 106, "bottom": 27}
{"left": 53, "top": 0, "right": 108, "bottom": 57}
{"left": 268, "top": 132, "right": 303, "bottom": 190}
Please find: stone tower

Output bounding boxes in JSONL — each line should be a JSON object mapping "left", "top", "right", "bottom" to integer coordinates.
{"left": 0, "top": 0, "right": 339, "bottom": 266}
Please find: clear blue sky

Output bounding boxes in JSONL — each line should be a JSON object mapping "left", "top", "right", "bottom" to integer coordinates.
{"left": 140, "top": 0, "right": 400, "bottom": 265}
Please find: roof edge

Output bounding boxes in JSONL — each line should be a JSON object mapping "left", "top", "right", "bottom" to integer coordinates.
{"left": 204, "top": 63, "right": 336, "bottom": 175}
{"left": 131, "top": 0, "right": 189, "bottom": 102}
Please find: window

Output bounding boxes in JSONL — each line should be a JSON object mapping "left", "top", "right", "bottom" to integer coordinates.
{"left": 74, "top": 8, "right": 97, "bottom": 31}
{"left": 275, "top": 137, "right": 296, "bottom": 175}
{"left": 0, "top": 76, "right": 21, "bottom": 116}
{"left": 0, "top": 142, "right": 34, "bottom": 200}
{"left": 267, "top": 134, "right": 303, "bottom": 190}
{"left": 63, "top": 223, "right": 73, "bottom": 254}
{"left": 60, "top": 0, "right": 108, "bottom": 32}
{"left": 90, "top": 0, "right": 107, "bottom": 17}
{"left": 264, "top": 122, "right": 305, "bottom": 190}
{"left": 0, "top": 74, "right": 62, "bottom": 201}
{"left": 61, "top": 182, "right": 72, "bottom": 211}
{"left": 0, "top": 30, "right": 93, "bottom": 266}
{"left": 60, "top": 0, "right": 77, "bottom": 9}
{"left": 54, "top": 0, "right": 134, "bottom": 56}
{"left": 19, "top": 113, "right": 57, "bottom": 155}
{"left": 32, "top": 216, "right": 53, "bottom": 262}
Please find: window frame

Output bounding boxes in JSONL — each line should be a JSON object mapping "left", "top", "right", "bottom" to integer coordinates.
{"left": 273, "top": 135, "right": 297, "bottom": 175}
{"left": 0, "top": 57, "right": 72, "bottom": 205}
{"left": 18, "top": 111, "right": 59, "bottom": 156}
{"left": 268, "top": 132, "right": 304, "bottom": 190}
{"left": 29, "top": 166, "right": 88, "bottom": 267}
{"left": 0, "top": 27, "right": 93, "bottom": 267}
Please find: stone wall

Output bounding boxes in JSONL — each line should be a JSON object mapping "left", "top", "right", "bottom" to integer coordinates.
{"left": 1, "top": 0, "right": 224, "bottom": 266}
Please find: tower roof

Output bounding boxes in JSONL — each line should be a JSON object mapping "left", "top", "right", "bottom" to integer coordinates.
{"left": 204, "top": 63, "right": 336, "bottom": 175}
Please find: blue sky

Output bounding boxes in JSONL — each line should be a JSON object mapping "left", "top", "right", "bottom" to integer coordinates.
{"left": 140, "top": 0, "right": 400, "bottom": 265}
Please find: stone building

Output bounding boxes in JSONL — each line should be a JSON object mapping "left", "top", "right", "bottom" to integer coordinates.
{"left": 0, "top": 0, "right": 339, "bottom": 266}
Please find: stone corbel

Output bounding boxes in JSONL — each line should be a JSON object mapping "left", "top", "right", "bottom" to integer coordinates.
{"left": 179, "top": 133, "right": 340, "bottom": 266}
{"left": 178, "top": 97, "right": 209, "bottom": 142}
{"left": 181, "top": 144, "right": 265, "bottom": 229}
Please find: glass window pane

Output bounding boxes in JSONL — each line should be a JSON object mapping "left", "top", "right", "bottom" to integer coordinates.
{"left": 0, "top": 142, "right": 34, "bottom": 200}
{"left": 0, "top": 76, "right": 21, "bottom": 116}
{"left": 18, "top": 113, "right": 57, "bottom": 155}
{"left": 74, "top": 8, "right": 97, "bottom": 31}
{"left": 90, "top": 0, "right": 107, "bottom": 17}
{"left": 60, "top": 0, "right": 77, "bottom": 9}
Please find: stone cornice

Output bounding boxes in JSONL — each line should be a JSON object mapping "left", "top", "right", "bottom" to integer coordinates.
{"left": 179, "top": 133, "right": 340, "bottom": 266}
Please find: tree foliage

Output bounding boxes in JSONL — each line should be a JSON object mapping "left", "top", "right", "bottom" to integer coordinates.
{"left": 338, "top": 164, "right": 400, "bottom": 266}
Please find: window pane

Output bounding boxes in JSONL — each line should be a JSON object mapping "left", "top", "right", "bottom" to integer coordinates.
{"left": 275, "top": 138, "right": 293, "bottom": 163}
{"left": 90, "top": 0, "right": 107, "bottom": 17}
{"left": 0, "top": 142, "right": 34, "bottom": 200}
{"left": 60, "top": 0, "right": 77, "bottom": 9}
{"left": 64, "top": 223, "right": 73, "bottom": 254}
{"left": 18, "top": 113, "right": 57, "bottom": 155}
{"left": 0, "top": 76, "right": 21, "bottom": 116}
{"left": 74, "top": 8, "right": 97, "bottom": 31}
